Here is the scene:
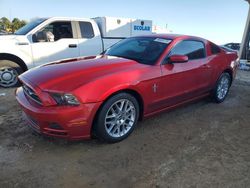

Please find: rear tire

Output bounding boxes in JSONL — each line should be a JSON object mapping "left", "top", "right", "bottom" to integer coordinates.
{"left": 212, "top": 72, "right": 231, "bottom": 103}
{"left": 0, "top": 60, "right": 23, "bottom": 87}
{"left": 93, "top": 93, "right": 139, "bottom": 143}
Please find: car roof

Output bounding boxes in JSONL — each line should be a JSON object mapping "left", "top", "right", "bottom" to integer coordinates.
{"left": 135, "top": 34, "right": 208, "bottom": 42}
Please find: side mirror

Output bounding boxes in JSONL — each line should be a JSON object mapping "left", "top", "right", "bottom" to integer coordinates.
{"left": 33, "top": 31, "right": 54, "bottom": 42}
{"left": 168, "top": 55, "right": 188, "bottom": 63}
{"left": 35, "top": 31, "right": 46, "bottom": 42}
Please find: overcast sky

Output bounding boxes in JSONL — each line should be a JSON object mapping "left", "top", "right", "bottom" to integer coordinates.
{"left": 0, "top": 0, "right": 249, "bottom": 44}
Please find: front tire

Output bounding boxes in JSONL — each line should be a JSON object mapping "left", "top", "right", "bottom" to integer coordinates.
{"left": 0, "top": 60, "right": 23, "bottom": 87}
{"left": 94, "top": 93, "right": 139, "bottom": 143}
{"left": 212, "top": 72, "right": 231, "bottom": 103}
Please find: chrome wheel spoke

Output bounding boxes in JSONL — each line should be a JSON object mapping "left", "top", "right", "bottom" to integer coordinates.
{"left": 115, "top": 103, "right": 122, "bottom": 113}
{"left": 126, "top": 106, "right": 134, "bottom": 113}
{"left": 124, "top": 122, "right": 132, "bottom": 128}
{"left": 125, "top": 117, "right": 134, "bottom": 123}
{"left": 111, "top": 125, "right": 118, "bottom": 135}
{"left": 117, "top": 126, "right": 121, "bottom": 136}
{"left": 107, "top": 123, "right": 116, "bottom": 133}
{"left": 106, "top": 113, "right": 116, "bottom": 119}
{"left": 124, "top": 100, "right": 129, "bottom": 111}
{"left": 110, "top": 107, "right": 116, "bottom": 114}
{"left": 119, "top": 100, "right": 125, "bottom": 111}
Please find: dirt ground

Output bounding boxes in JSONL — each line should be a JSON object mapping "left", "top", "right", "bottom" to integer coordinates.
{"left": 0, "top": 71, "right": 250, "bottom": 188}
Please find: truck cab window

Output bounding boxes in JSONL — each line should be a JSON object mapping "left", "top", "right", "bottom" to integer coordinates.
{"left": 79, "top": 22, "right": 94, "bottom": 38}
{"left": 34, "top": 21, "right": 73, "bottom": 42}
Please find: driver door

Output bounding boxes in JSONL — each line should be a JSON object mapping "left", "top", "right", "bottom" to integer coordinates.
{"left": 31, "top": 21, "right": 79, "bottom": 66}
{"left": 159, "top": 40, "right": 212, "bottom": 108}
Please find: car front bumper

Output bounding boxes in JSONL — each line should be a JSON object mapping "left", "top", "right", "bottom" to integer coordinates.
{"left": 15, "top": 87, "right": 102, "bottom": 140}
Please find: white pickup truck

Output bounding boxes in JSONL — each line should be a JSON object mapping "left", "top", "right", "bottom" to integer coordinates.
{"left": 0, "top": 17, "right": 152, "bottom": 87}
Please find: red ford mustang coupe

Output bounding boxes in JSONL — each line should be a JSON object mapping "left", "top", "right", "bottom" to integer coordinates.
{"left": 16, "top": 34, "right": 238, "bottom": 143}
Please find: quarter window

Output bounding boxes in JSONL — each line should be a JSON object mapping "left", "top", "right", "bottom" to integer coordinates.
{"left": 79, "top": 22, "right": 94, "bottom": 38}
{"left": 170, "top": 40, "right": 206, "bottom": 60}
{"left": 211, "top": 43, "right": 221, "bottom": 54}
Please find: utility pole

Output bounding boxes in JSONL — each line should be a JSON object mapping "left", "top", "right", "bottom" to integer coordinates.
{"left": 239, "top": 0, "right": 250, "bottom": 61}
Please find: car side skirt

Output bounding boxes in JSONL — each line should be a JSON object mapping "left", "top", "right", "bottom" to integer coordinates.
{"left": 143, "top": 92, "right": 210, "bottom": 119}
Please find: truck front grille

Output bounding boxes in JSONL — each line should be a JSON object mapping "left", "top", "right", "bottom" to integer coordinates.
{"left": 23, "top": 84, "right": 42, "bottom": 105}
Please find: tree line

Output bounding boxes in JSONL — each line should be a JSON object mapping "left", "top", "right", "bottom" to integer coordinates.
{"left": 0, "top": 17, "right": 27, "bottom": 33}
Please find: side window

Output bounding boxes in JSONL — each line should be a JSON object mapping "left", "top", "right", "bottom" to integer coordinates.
{"left": 170, "top": 40, "right": 206, "bottom": 60}
{"left": 47, "top": 21, "right": 73, "bottom": 41}
{"left": 34, "top": 21, "right": 73, "bottom": 42}
{"left": 211, "top": 43, "right": 221, "bottom": 54}
{"left": 79, "top": 22, "right": 94, "bottom": 38}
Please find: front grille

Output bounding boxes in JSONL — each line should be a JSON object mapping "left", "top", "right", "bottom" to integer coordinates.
{"left": 23, "top": 84, "right": 42, "bottom": 105}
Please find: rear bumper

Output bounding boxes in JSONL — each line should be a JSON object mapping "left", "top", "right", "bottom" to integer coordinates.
{"left": 16, "top": 87, "right": 102, "bottom": 140}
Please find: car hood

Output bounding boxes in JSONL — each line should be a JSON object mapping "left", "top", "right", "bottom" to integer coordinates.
{"left": 20, "top": 55, "right": 143, "bottom": 92}
{"left": 0, "top": 35, "right": 17, "bottom": 40}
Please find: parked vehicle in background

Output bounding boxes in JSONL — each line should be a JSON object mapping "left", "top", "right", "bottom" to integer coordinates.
{"left": 0, "top": 17, "right": 152, "bottom": 87}
{"left": 16, "top": 34, "right": 238, "bottom": 143}
{"left": 220, "top": 45, "right": 238, "bottom": 52}
{"left": 223, "top": 43, "right": 240, "bottom": 51}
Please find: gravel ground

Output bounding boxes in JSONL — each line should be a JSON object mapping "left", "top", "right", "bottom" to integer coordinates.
{"left": 0, "top": 71, "right": 250, "bottom": 188}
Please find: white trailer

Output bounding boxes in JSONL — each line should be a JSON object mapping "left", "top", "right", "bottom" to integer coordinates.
{"left": 94, "top": 17, "right": 152, "bottom": 49}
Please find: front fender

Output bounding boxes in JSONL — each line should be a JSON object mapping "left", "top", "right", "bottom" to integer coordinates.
{"left": 74, "top": 72, "right": 143, "bottom": 103}
{"left": 0, "top": 37, "right": 33, "bottom": 68}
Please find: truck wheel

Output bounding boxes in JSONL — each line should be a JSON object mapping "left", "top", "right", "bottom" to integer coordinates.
{"left": 94, "top": 93, "right": 139, "bottom": 143}
{"left": 0, "top": 60, "right": 23, "bottom": 88}
{"left": 212, "top": 72, "right": 231, "bottom": 103}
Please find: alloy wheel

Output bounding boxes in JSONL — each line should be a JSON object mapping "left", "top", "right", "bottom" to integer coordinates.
{"left": 217, "top": 75, "right": 230, "bottom": 100}
{"left": 105, "top": 99, "right": 136, "bottom": 138}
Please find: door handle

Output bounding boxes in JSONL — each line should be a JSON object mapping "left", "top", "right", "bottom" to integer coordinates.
{"left": 68, "top": 44, "right": 77, "bottom": 48}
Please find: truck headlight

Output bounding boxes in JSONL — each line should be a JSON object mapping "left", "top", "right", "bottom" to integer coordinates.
{"left": 51, "top": 93, "right": 80, "bottom": 106}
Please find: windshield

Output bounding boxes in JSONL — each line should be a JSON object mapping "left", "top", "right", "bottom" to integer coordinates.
{"left": 105, "top": 37, "right": 172, "bottom": 65}
{"left": 14, "top": 18, "right": 47, "bottom": 35}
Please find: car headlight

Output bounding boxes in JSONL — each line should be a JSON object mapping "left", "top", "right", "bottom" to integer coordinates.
{"left": 50, "top": 93, "right": 80, "bottom": 106}
{"left": 231, "top": 60, "right": 239, "bottom": 68}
